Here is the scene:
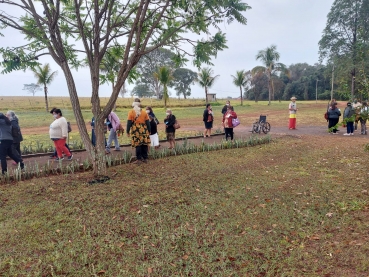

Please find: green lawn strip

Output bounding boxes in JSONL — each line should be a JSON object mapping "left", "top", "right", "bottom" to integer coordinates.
{"left": 1, "top": 136, "right": 368, "bottom": 276}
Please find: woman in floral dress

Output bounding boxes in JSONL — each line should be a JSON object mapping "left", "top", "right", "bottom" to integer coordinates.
{"left": 126, "top": 98, "right": 151, "bottom": 164}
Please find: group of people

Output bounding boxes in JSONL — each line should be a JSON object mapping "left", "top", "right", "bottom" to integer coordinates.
{"left": 326, "top": 99, "right": 368, "bottom": 135}
{"left": 203, "top": 100, "right": 238, "bottom": 141}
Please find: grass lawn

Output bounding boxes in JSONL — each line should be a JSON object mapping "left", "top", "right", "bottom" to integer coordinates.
{"left": 1, "top": 134, "right": 368, "bottom": 276}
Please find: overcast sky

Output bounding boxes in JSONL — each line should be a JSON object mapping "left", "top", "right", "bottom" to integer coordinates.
{"left": 0, "top": 0, "right": 334, "bottom": 99}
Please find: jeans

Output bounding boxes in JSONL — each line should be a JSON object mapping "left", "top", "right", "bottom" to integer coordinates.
{"left": 0, "top": 140, "right": 24, "bottom": 174}
{"left": 106, "top": 129, "right": 120, "bottom": 152}
{"left": 346, "top": 122, "right": 354, "bottom": 134}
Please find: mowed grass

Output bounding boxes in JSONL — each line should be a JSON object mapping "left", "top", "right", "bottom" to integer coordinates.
{"left": 1, "top": 136, "right": 368, "bottom": 276}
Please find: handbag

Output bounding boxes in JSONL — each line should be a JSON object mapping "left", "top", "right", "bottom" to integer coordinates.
{"left": 324, "top": 112, "right": 328, "bottom": 121}
{"left": 174, "top": 119, "right": 180, "bottom": 129}
{"left": 232, "top": 117, "right": 240, "bottom": 127}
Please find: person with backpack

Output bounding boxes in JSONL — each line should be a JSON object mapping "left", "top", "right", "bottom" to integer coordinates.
{"left": 327, "top": 102, "right": 341, "bottom": 134}
{"left": 343, "top": 102, "right": 355, "bottom": 136}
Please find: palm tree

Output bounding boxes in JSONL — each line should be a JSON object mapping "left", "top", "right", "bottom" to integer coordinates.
{"left": 32, "top": 63, "right": 58, "bottom": 112}
{"left": 231, "top": 70, "right": 250, "bottom": 106}
{"left": 153, "top": 66, "right": 173, "bottom": 108}
{"left": 197, "top": 67, "right": 219, "bottom": 103}
{"left": 252, "top": 45, "right": 288, "bottom": 105}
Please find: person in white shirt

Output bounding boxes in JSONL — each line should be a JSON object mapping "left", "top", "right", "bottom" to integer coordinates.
{"left": 360, "top": 101, "right": 368, "bottom": 135}
{"left": 49, "top": 109, "right": 73, "bottom": 161}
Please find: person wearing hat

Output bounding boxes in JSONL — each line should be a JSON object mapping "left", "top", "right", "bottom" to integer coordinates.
{"left": 126, "top": 98, "right": 151, "bottom": 164}
{"left": 343, "top": 102, "right": 355, "bottom": 135}
{"left": 288, "top": 96, "right": 298, "bottom": 129}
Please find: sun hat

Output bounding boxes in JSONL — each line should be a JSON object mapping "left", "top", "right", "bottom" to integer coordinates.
{"left": 290, "top": 96, "right": 297, "bottom": 100}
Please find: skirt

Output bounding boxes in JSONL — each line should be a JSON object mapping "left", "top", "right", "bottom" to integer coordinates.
{"left": 150, "top": 133, "right": 159, "bottom": 147}
{"left": 130, "top": 123, "right": 151, "bottom": 147}
{"left": 204, "top": 121, "right": 213, "bottom": 129}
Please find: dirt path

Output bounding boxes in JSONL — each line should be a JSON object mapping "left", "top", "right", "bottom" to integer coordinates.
{"left": 7, "top": 123, "right": 368, "bottom": 172}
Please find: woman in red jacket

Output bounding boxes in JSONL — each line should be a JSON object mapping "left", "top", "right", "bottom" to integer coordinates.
{"left": 222, "top": 105, "right": 237, "bottom": 140}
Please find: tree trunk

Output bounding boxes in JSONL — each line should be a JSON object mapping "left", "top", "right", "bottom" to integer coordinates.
{"left": 351, "top": 69, "right": 356, "bottom": 100}
{"left": 44, "top": 86, "right": 49, "bottom": 112}
{"left": 60, "top": 62, "right": 107, "bottom": 176}
{"left": 268, "top": 78, "right": 271, "bottom": 105}
{"left": 205, "top": 86, "right": 208, "bottom": 103}
{"left": 239, "top": 86, "right": 243, "bottom": 106}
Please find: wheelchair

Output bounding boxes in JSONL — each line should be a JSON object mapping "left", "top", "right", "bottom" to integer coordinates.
{"left": 251, "top": 115, "right": 271, "bottom": 134}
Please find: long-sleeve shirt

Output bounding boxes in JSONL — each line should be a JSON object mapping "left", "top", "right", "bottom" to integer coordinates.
{"left": 49, "top": 117, "right": 68, "bottom": 139}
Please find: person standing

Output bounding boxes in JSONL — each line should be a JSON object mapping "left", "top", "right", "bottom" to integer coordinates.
{"left": 327, "top": 102, "right": 341, "bottom": 134}
{"left": 127, "top": 98, "right": 151, "bottom": 164}
{"left": 49, "top": 109, "right": 73, "bottom": 160}
{"left": 0, "top": 113, "right": 24, "bottom": 174}
{"left": 222, "top": 105, "right": 237, "bottom": 140}
{"left": 221, "top": 100, "right": 233, "bottom": 115}
{"left": 343, "top": 102, "right": 355, "bottom": 136}
{"left": 360, "top": 101, "right": 368, "bottom": 135}
{"left": 288, "top": 96, "right": 298, "bottom": 130}
{"left": 203, "top": 103, "right": 214, "bottom": 138}
{"left": 6, "top": 111, "right": 23, "bottom": 163}
{"left": 149, "top": 115, "right": 160, "bottom": 149}
{"left": 105, "top": 110, "right": 121, "bottom": 154}
{"left": 164, "top": 109, "right": 176, "bottom": 149}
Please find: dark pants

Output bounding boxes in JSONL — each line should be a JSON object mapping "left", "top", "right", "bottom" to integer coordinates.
{"left": 328, "top": 118, "right": 339, "bottom": 133}
{"left": 12, "top": 143, "right": 22, "bottom": 158}
{"left": 0, "top": 140, "right": 24, "bottom": 174}
{"left": 225, "top": 128, "right": 234, "bottom": 140}
{"left": 136, "top": 145, "right": 148, "bottom": 160}
{"left": 347, "top": 122, "right": 354, "bottom": 134}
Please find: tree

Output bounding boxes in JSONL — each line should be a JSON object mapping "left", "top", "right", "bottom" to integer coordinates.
{"left": 153, "top": 66, "right": 173, "bottom": 108}
{"left": 252, "top": 45, "right": 288, "bottom": 105}
{"left": 23, "top": 83, "right": 42, "bottom": 96}
{"left": 0, "top": 0, "right": 250, "bottom": 176}
{"left": 172, "top": 68, "right": 197, "bottom": 99}
{"left": 135, "top": 48, "right": 178, "bottom": 98}
{"left": 131, "top": 84, "right": 152, "bottom": 98}
{"left": 32, "top": 64, "right": 57, "bottom": 112}
{"left": 231, "top": 70, "right": 250, "bottom": 106}
{"left": 197, "top": 67, "right": 220, "bottom": 102}
{"left": 250, "top": 71, "right": 268, "bottom": 102}
{"left": 319, "top": 0, "right": 369, "bottom": 100}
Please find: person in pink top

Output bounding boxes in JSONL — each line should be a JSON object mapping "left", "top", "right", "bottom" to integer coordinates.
{"left": 105, "top": 111, "right": 121, "bottom": 154}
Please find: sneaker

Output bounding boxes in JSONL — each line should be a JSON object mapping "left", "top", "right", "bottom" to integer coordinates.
{"left": 55, "top": 157, "right": 64, "bottom": 161}
{"left": 142, "top": 159, "right": 148, "bottom": 163}
{"left": 67, "top": 155, "right": 73, "bottom": 160}
{"left": 343, "top": 133, "right": 350, "bottom": 136}
{"left": 350, "top": 133, "right": 354, "bottom": 135}
{"left": 333, "top": 133, "right": 338, "bottom": 135}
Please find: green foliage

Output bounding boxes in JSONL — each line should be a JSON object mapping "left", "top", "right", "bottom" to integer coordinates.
{"left": 172, "top": 68, "right": 198, "bottom": 99}
{"left": 197, "top": 67, "right": 220, "bottom": 101}
{"left": 153, "top": 66, "right": 174, "bottom": 108}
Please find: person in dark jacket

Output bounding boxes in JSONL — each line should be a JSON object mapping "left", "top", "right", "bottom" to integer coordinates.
{"left": 203, "top": 103, "right": 214, "bottom": 137}
{"left": 6, "top": 111, "right": 23, "bottom": 164}
{"left": 221, "top": 100, "right": 234, "bottom": 115}
{"left": 149, "top": 115, "right": 159, "bottom": 149}
{"left": 343, "top": 102, "right": 355, "bottom": 135}
{"left": 0, "top": 113, "right": 24, "bottom": 174}
{"left": 164, "top": 109, "right": 176, "bottom": 149}
{"left": 327, "top": 102, "right": 341, "bottom": 134}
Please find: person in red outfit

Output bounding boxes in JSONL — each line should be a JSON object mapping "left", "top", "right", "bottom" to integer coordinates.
{"left": 222, "top": 105, "right": 237, "bottom": 140}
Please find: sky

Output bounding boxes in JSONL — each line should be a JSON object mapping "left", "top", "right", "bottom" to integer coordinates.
{"left": 0, "top": 0, "right": 334, "bottom": 99}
